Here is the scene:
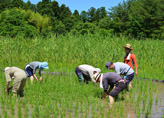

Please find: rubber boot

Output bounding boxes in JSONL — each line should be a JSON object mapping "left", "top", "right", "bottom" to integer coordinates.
{"left": 78, "top": 74, "right": 84, "bottom": 84}
{"left": 19, "top": 90, "right": 24, "bottom": 97}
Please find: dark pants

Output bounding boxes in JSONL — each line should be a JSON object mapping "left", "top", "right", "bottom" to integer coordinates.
{"left": 126, "top": 72, "right": 134, "bottom": 83}
{"left": 25, "top": 66, "right": 33, "bottom": 77}
{"left": 109, "top": 82, "right": 127, "bottom": 97}
{"left": 75, "top": 67, "right": 90, "bottom": 83}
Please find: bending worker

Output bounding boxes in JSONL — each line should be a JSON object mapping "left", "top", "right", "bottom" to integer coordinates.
{"left": 25, "top": 61, "right": 49, "bottom": 83}
{"left": 93, "top": 72, "right": 127, "bottom": 105}
{"left": 105, "top": 62, "right": 134, "bottom": 89}
{"left": 4, "top": 67, "right": 27, "bottom": 97}
{"left": 75, "top": 64, "right": 101, "bottom": 84}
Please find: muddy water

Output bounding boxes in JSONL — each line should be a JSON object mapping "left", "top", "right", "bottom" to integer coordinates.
{"left": 43, "top": 72, "right": 164, "bottom": 118}
{"left": 150, "top": 82, "right": 164, "bottom": 118}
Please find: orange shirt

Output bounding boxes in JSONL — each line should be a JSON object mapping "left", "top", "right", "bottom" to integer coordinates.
{"left": 124, "top": 53, "right": 137, "bottom": 69}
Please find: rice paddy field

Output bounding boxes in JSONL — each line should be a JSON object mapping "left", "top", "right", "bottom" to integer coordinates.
{"left": 0, "top": 34, "right": 164, "bottom": 117}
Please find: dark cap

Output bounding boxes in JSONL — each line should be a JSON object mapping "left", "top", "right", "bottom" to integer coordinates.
{"left": 105, "top": 62, "right": 112, "bottom": 70}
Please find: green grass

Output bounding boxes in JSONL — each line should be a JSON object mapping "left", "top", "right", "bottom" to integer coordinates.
{"left": 0, "top": 34, "right": 163, "bottom": 80}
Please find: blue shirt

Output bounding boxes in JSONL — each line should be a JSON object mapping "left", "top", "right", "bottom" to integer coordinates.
{"left": 114, "top": 62, "right": 134, "bottom": 75}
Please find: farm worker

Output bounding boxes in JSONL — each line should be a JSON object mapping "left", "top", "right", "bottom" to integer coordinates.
{"left": 123, "top": 44, "right": 138, "bottom": 76}
{"left": 25, "top": 61, "right": 49, "bottom": 83}
{"left": 75, "top": 64, "right": 101, "bottom": 84}
{"left": 4, "top": 67, "right": 27, "bottom": 97}
{"left": 105, "top": 62, "right": 134, "bottom": 89}
{"left": 93, "top": 72, "right": 127, "bottom": 105}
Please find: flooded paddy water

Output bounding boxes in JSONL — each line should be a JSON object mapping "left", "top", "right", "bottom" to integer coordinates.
{"left": 0, "top": 71, "right": 164, "bottom": 118}
{"left": 44, "top": 72, "right": 164, "bottom": 118}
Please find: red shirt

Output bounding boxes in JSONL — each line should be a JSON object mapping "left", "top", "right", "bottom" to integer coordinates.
{"left": 124, "top": 53, "right": 137, "bottom": 69}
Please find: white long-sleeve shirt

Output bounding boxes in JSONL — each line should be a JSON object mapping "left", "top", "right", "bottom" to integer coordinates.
{"left": 78, "top": 64, "right": 101, "bottom": 82}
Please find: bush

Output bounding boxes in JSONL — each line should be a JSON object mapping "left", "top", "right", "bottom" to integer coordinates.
{"left": 0, "top": 8, "right": 51, "bottom": 38}
{"left": 72, "top": 22, "right": 98, "bottom": 35}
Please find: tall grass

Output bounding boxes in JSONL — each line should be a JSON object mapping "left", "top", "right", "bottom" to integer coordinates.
{"left": 0, "top": 34, "right": 163, "bottom": 79}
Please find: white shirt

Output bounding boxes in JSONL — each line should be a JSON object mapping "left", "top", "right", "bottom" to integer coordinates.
{"left": 78, "top": 64, "right": 101, "bottom": 83}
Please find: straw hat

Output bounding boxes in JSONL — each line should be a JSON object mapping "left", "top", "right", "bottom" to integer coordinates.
{"left": 93, "top": 73, "right": 101, "bottom": 83}
{"left": 123, "top": 44, "right": 133, "bottom": 50}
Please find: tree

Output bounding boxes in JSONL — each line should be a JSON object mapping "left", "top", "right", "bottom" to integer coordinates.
{"left": 37, "top": 1, "right": 53, "bottom": 17}
{"left": 100, "top": 7, "right": 107, "bottom": 19}
{"left": 11, "top": 0, "right": 24, "bottom": 8}
{"left": 99, "top": 17, "right": 111, "bottom": 30}
{"left": 59, "top": 4, "right": 72, "bottom": 21}
{"left": 51, "top": 1, "right": 60, "bottom": 20}
{"left": 87, "top": 7, "right": 96, "bottom": 22}
{"left": 80, "top": 11, "right": 88, "bottom": 23}
{"left": 0, "top": 8, "right": 37, "bottom": 37}
{"left": 24, "top": 1, "right": 36, "bottom": 12}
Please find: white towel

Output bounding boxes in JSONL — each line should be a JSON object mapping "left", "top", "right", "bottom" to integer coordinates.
{"left": 100, "top": 74, "right": 103, "bottom": 89}
{"left": 124, "top": 52, "right": 131, "bottom": 60}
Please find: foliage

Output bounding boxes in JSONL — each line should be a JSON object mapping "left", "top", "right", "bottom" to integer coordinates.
{"left": 0, "top": 8, "right": 51, "bottom": 38}
{"left": 0, "top": 0, "right": 163, "bottom": 39}
{"left": 0, "top": 8, "right": 37, "bottom": 38}
{"left": 72, "top": 22, "right": 98, "bottom": 35}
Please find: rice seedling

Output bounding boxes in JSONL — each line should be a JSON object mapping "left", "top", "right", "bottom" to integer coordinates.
{"left": 0, "top": 34, "right": 163, "bottom": 117}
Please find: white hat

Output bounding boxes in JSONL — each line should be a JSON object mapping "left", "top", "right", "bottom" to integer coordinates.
{"left": 95, "top": 68, "right": 101, "bottom": 73}
{"left": 93, "top": 73, "right": 101, "bottom": 83}
{"left": 4, "top": 67, "right": 10, "bottom": 72}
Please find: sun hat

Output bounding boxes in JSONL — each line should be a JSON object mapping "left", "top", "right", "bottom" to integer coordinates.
{"left": 123, "top": 44, "right": 133, "bottom": 50}
{"left": 4, "top": 67, "right": 10, "bottom": 72}
{"left": 105, "top": 62, "right": 112, "bottom": 70}
{"left": 93, "top": 73, "right": 101, "bottom": 83}
{"left": 39, "top": 62, "right": 49, "bottom": 71}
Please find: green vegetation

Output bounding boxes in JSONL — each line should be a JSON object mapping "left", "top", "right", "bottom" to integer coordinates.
{"left": 0, "top": 34, "right": 163, "bottom": 80}
{"left": 0, "top": 0, "right": 163, "bottom": 39}
{"left": 0, "top": 72, "right": 159, "bottom": 117}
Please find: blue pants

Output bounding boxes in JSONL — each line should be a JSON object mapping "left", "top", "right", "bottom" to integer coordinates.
{"left": 75, "top": 67, "right": 90, "bottom": 83}
{"left": 126, "top": 73, "right": 134, "bottom": 83}
{"left": 25, "top": 66, "right": 33, "bottom": 77}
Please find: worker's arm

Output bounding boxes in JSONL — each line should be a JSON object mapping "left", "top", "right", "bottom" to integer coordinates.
{"left": 5, "top": 82, "right": 10, "bottom": 92}
{"left": 39, "top": 70, "right": 43, "bottom": 82}
{"left": 33, "top": 74, "right": 38, "bottom": 81}
{"left": 102, "top": 79, "right": 110, "bottom": 100}
{"left": 132, "top": 54, "right": 138, "bottom": 76}
{"left": 107, "top": 86, "right": 113, "bottom": 95}
{"left": 102, "top": 92, "right": 107, "bottom": 100}
{"left": 102, "top": 86, "right": 113, "bottom": 100}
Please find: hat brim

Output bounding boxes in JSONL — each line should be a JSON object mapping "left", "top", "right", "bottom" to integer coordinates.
{"left": 39, "top": 67, "right": 49, "bottom": 71}
{"left": 123, "top": 46, "right": 133, "bottom": 50}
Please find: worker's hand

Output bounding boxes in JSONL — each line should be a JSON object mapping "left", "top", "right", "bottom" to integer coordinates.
{"left": 5, "top": 89, "right": 8, "bottom": 92}
{"left": 135, "top": 71, "right": 138, "bottom": 76}
{"left": 102, "top": 97, "right": 105, "bottom": 101}
{"left": 40, "top": 77, "right": 43, "bottom": 83}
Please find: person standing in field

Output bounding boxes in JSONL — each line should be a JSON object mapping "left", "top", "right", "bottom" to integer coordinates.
{"left": 75, "top": 64, "right": 101, "bottom": 84}
{"left": 25, "top": 61, "right": 49, "bottom": 83}
{"left": 92, "top": 72, "right": 127, "bottom": 105}
{"left": 4, "top": 67, "right": 27, "bottom": 98}
{"left": 123, "top": 44, "right": 138, "bottom": 76}
{"left": 105, "top": 62, "right": 134, "bottom": 89}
